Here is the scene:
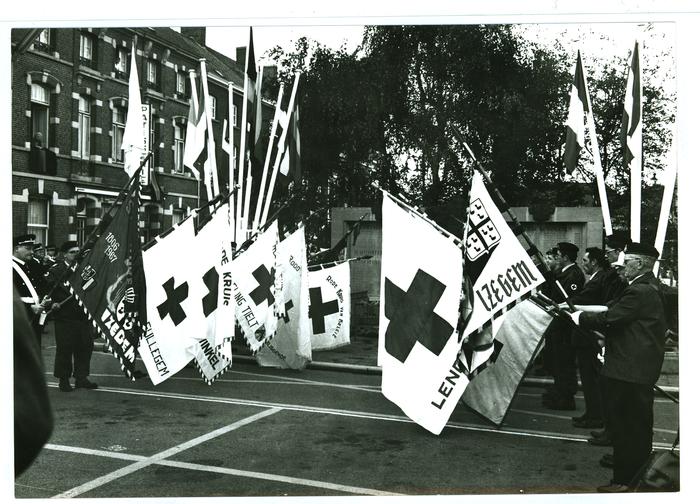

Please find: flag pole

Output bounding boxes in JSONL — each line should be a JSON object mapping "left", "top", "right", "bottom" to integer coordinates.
{"left": 252, "top": 83, "right": 286, "bottom": 231}
{"left": 653, "top": 133, "right": 676, "bottom": 276}
{"left": 236, "top": 37, "right": 252, "bottom": 247}
{"left": 579, "top": 50, "right": 613, "bottom": 236}
{"left": 199, "top": 58, "right": 220, "bottom": 198}
{"left": 227, "top": 81, "right": 236, "bottom": 236}
{"left": 625, "top": 40, "right": 643, "bottom": 242}
{"left": 261, "top": 71, "right": 301, "bottom": 225}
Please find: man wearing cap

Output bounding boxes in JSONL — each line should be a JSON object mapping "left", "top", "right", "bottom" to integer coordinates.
{"left": 44, "top": 245, "right": 57, "bottom": 266}
{"left": 28, "top": 243, "right": 49, "bottom": 296}
{"left": 12, "top": 234, "right": 51, "bottom": 342}
{"left": 566, "top": 247, "right": 626, "bottom": 430}
{"left": 45, "top": 241, "right": 98, "bottom": 392}
{"left": 542, "top": 242, "right": 585, "bottom": 410}
{"left": 570, "top": 243, "right": 667, "bottom": 492}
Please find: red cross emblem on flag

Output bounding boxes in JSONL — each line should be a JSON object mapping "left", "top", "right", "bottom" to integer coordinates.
{"left": 466, "top": 198, "right": 501, "bottom": 261}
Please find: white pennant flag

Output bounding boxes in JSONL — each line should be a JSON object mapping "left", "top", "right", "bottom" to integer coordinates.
{"left": 307, "top": 261, "right": 350, "bottom": 351}
{"left": 189, "top": 338, "right": 233, "bottom": 384}
{"left": 139, "top": 218, "right": 201, "bottom": 384}
{"left": 462, "top": 171, "right": 545, "bottom": 338}
{"left": 226, "top": 222, "right": 281, "bottom": 353}
{"left": 121, "top": 42, "right": 147, "bottom": 178}
{"left": 256, "top": 227, "right": 312, "bottom": 369}
{"left": 378, "top": 193, "right": 468, "bottom": 435}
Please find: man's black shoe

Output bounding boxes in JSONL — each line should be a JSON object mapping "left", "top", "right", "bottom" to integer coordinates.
{"left": 75, "top": 379, "right": 98, "bottom": 389}
{"left": 590, "top": 429, "right": 607, "bottom": 439}
{"left": 544, "top": 396, "right": 576, "bottom": 411}
{"left": 588, "top": 434, "right": 613, "bottom": 446}
{"left": 572, "top": 413, "right": 588, "bottom": 422}
{"left": 573, "top": 417, "right": 604, "bottom": 429}
{"left": 597, "top": 482, "right": 628, "bottom": 493}
{"left": 599, "top": 453, "right": 614, "bottom": 468}
{"left": 58, "top": 379, "right": 73, "bottom": 392}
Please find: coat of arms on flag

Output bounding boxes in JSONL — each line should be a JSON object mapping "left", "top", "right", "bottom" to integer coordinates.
{"left": 256, "top": 227, "right": 312, "bottom": 369}
{"left": 66, "top": 171, "right": 144, "bottom": 379}
{"left": 378, "top": 192, "right": 468, "bottom": 435}
{"left": 461, "top": 171, "right": 545, "bottom": 338}
{"left": 307, "top": 260, "right": 350, "bottom": 351}
{"left": 226, "top": 222, "right": 282, "bottom": 353}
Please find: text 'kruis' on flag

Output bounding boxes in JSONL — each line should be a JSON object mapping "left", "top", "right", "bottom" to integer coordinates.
{"left": 378, "top": 192, "right": 468, "bottom": 435}
{"left": 66, "top": 171, "right": 145, "bottom": 379}
{"left": 461, "top": 171, "right": 545, "bottom": 339}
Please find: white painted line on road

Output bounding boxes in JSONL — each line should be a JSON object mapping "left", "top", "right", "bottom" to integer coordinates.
{"left": 44, "top": 443, "right": 402, "bottom": 497}
{"left": 518, "top": 390, "right": 677, "bottom": 405}
{"left": 47, "top": 382, "right": 676, "bottom": 450}
{"left": 52, "top": 408, "right": 281, "bottom": 498}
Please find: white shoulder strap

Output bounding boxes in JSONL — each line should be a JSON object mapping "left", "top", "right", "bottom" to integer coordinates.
{"left": 12, "top": 260, "right": 40, "bottom": 304}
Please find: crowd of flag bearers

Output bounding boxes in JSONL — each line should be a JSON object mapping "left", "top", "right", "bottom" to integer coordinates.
{"left": 12, "top": 30, "right": 677, "bottom": 493}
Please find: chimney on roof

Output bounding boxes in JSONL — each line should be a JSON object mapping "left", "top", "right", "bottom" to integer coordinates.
{"left": 181, "top": 27, "right": 206, "bottom": 46}
{"left": 236, "top": 46, "right": 246, "bottom": 68}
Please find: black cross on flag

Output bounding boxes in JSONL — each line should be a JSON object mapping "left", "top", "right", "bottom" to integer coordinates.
{"left": 384, "top": 269, "right": 454, "bottom": 363}
{"left": 278, "top": 299, "right": 294, "bottom": 323}
{"left": 249, "top": 264, "right": 276, "bottom": 306}
{"left": 157, "top": 277, "right": 189, "bottom": 326}
{"left": 201, "top": 266, "right": 218, "bottom": 317}
{"left": 308, "top": 287, "right": 339, "bottom": 335}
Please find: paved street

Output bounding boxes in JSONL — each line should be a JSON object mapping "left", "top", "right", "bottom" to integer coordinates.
{"left": 15, "top": 324, "right": 679, "bottom": 498}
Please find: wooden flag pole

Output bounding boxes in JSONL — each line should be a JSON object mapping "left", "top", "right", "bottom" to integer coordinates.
{"left": 199, "top": 59, "right": 220, "bottom": 198}
{"left": 253, "top": 83, "right": 286, "bottom": 232}
{"left": 261, "top": 71, "right": 301, "bottom": 225}
{"left": 579, "top": 50, "right": 613, "bottom": 236}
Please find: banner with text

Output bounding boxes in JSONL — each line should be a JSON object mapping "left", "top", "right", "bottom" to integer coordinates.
{"left": 307, "top": 261, "right": 351, "bottom": 351}
{"left": 379, "top": 194, "right": 468, "bottom": 435}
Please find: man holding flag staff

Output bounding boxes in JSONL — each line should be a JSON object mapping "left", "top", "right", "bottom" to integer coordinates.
{"left": 569, "top": 242, "right": 667, "bottom": 493}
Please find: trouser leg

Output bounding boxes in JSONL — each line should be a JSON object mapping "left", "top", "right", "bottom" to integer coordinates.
{"left": 554, "top": 329, "right": 578, "bottom": 397}
{"left": 53, "top": 320, "right": 75, "bottom": 379}
{"left": 73, "top": 321, "right": 94, "bottom": 380}
{"left": 576, "top": 345, "right": 603, "bottom": 419}
{"left": 616, "top": 382, "right": 654, "bottom": 484}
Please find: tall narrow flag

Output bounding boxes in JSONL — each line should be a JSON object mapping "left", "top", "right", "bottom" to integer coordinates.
{"left": 378, "top": 193, "right": 468, "bottom": 435}
{"left": 461, "top": 171, "right": 545, "bottom": 338}
{"left": 307, "top": 261, "right": 350, "bottom": 351}
{"left": 183, "top": 72, "right": 205, "bottom": 181}
{"left": 564, "top": 51, "right": 589, "bottom": 174}
{"left": 66, "top": 171, "right": 145, "bottom": 379}
{"left": 622, "top": 41, "right": 643, "bottom": 242}
{"left": 121, "top": 43, "right": 147, "bottom": 178}
{"left": 256, "top": 227, "right": 312, "bottom": 369}
{"left": 279, "top": 94, "right": 301, "bottom": 184}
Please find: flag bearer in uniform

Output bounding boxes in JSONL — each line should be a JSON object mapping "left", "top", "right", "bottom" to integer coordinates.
{"left": 12, "top": 234, "right": 51, "bottom": 342}
{"left": 542, "top": 242, "right": 585, "bottom": 410}
{"left": 46, "top": 241, "right": 98, "bottom": 392}
{"left": 571, "top": 243, "right": 667, "bottom": 493}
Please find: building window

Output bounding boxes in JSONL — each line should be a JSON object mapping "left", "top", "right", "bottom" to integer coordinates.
{"left": 173, "top": 122, "right": 184, "bottom": 173}
{"left": 175, "top": 71, "right": 186, "bottom": 98}
{"left": 34, "top": 29, "right": 51, "bottom": 53}
{"left": 79, "top": 33, "right": 94, "bottom": 67}
{"left": 146, "top": 60, "right": 159, "bottom": 90}
{"left": 75, "top": 198, "right": 88, "bottom": 246}
{"left": 172, "top": 209, "right": 186, "bottom": 225}
{"left": 78, "top": 96, "right": 91, "bottom": 159}
{"left": 112, "top": 105, "right": 126, "bottom": 162}
{"left": 30, "top": 83, "right": 49, "bottom": 148}
{"left": 115, "top": 47, "right": 128, "bottom": 80}
{"left": 27, "top": 199, "right": 49, "bottom": 245}
{"left": 208, "top": 95, "right": 216, "bottom": 120}
{"left": 144, "top": 205, "right": 161, "bottom": 242}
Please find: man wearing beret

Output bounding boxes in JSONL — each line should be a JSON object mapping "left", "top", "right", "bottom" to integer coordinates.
{"left": 45, "top": 241, "right": 98, "bottom": 392}
{"left": 570, "top": 243, "right": 667, "bottom": 492}
{"left": 12, "top": 234, "right": 51, "bottom": 342}
{"left": 542, "top": 242, "right": 585, "bottom": 410}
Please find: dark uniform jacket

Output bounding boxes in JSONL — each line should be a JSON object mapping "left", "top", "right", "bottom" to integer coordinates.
{"left": 45, "top": 261, "right": 85, "bottom": 321}
{"left": 579, "top": 271, "right": 667, "bottom": 385}
{"left": 27, "top": 257, "right": 49, "bottom": 296}
{"left": 570, "top": 267, "right": 627, "bottom": 306}
{"left": 13, "top": 257, "right": 40, "bottom": 320}
{"left": 555, "top": 263, "right": 585, "bottom": 301}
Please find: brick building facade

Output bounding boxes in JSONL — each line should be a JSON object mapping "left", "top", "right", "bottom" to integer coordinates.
{"left": 11, "top": 26, "right": 272, "bottom": 247}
